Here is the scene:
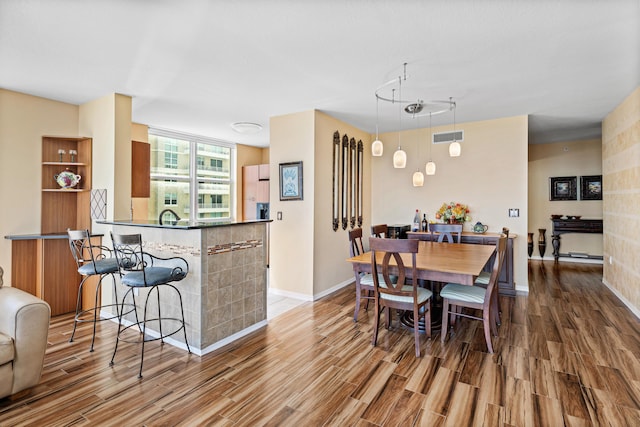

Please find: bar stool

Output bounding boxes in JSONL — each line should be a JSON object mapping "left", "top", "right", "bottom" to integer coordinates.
{"left": 67, "top": 229, "right": 132, "bottom": 352}
{"left": 110, "top": 232, "right": 191, "bottom": 378}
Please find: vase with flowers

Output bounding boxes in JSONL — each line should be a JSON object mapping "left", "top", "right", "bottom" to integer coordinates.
{"left": 435, "top": 202, "right": 471, "bottom": 224}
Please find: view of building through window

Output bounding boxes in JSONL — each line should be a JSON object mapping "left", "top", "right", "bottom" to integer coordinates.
{"left": 148, "top": 130, "right": 233, "bottom": 223}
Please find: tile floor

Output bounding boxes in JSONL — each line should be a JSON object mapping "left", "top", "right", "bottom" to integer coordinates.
{"left": 266, "top": 292, "right": 306, "bottom": 320}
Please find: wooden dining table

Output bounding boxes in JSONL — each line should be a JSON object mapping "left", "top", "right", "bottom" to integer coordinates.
{"left": 346, "top": 240, "right": 496, "bottom": 332}
{"left": 346, "top": 240, "right": 496, "bottom": 286}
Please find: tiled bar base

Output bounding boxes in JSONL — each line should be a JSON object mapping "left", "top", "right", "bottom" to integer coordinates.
{"left": 110, "top": 222, "right": 268, "bottom": 355}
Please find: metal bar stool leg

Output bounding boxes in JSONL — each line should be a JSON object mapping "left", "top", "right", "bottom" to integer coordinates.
{"left": 69, "top": 276, "right": 89, "bottom": 344}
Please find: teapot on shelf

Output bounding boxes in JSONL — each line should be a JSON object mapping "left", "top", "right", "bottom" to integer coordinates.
{"left": 54, "top": 169, "right": 81, "bottom": 189}
{"left": 473, "top": 221, "right": 489, "bottom": 234}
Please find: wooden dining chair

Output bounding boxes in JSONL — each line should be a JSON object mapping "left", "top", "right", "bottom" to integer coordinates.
{"left": 429, "top": 223, "right": 462, "bottom": 243}
{"left": 370, "top": 224, "right": 389, "bottom": 238}
{"left": 349, "top": 228, "right": 377, "bottom": 322}
{"left": 369, "top": 237, "right": 432, "bottom": 357}
{"left": 474, "top": 227, "right": 509, "bottom": 324}
{"left": 440, "top": 234, "right": 507, "bottom": 353}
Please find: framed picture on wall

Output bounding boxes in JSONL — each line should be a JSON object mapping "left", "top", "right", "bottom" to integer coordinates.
{"left": 580, "top": 175, "right": 602, "bottom": 200}
{"left": 279, "top": 161, "right": 303, "bottom": 201}
{"left": 550, "top": 176, "right": 577, "bottom": 201}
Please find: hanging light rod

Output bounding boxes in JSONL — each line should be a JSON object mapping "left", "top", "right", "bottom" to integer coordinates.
{"left": 375, "top": 62, "right": 456, "bottom": 117}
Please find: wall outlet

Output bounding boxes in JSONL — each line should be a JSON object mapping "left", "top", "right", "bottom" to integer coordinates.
{"left": 277, "top": 211, "right": 283, "bottom": 220}
{"left": 609, "top": 256, "right": 613, "bottom": 265}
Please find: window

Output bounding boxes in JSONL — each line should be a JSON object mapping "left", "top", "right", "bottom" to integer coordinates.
{"left": 148, "top": 129, "right": 235, "bottom": 222}
{"left": 164, "top": 192, "right": 177, "bottom": 205}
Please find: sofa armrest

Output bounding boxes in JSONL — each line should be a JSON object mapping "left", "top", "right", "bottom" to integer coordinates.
{"left": 0, "top": 287, "right": 51, "bottom": 396}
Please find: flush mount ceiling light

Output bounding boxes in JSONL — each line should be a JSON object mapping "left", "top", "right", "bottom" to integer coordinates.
{"left": 374, "top": 62, "right": 457, "bottom": 167}
{"left": 230, "top": 122, "right": 263, "bottom": 134}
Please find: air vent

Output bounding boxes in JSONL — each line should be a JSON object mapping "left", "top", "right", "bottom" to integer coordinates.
{"left": 432, "top": 130, "right": 464, "bottom": 144}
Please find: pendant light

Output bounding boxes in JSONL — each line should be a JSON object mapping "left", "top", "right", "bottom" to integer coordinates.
{"left": 412, "top": 112, "right": 424, "bottom": 186}
{"left": 449, "top": 97, "right": 461, "bottom": 157}
{"left": 425, "top": 112, "right": 436, "bottom": 175}
{"left": 371, "top": 96, "right": 383, "bottom": 156}
{"left": 392, "top": 85, "right": 407, "bottom": 168}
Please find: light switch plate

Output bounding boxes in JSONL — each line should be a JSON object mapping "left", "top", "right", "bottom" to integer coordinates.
{"left": 277, "top": 211, "right": 283, "bottom": 220}
{"left": 509, "top": 208, "right": 519, "bottom": 217}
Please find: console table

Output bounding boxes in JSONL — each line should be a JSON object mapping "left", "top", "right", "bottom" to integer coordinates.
{"left": 551, "top": 218, "right": 603, "bottom": 261}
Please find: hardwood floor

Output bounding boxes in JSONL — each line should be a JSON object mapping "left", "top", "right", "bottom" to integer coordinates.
{"left": 1, "top": 261, "right": 639, "bottom": 426}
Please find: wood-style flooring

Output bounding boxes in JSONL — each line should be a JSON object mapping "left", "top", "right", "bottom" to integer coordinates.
{"left": 1, "top": 261, "right": 639, "bottom": 426}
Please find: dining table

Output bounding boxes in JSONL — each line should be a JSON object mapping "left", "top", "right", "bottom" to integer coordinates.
{"left": 346, "top": 240, "right": 496, "bottom": 285}
{"left": 346, "top": 240, "right": 496, "bottom": 331}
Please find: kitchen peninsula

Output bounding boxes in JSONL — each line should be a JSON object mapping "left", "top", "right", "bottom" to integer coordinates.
{"left": 99, "top": 219, "right": 270, "bottom": 355}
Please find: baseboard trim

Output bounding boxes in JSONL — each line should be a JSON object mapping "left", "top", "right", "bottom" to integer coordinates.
{"left": 602, "top": 278, "right": 640, "bottom": 320}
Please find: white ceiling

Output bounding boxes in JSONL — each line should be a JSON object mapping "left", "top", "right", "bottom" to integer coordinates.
{"left": 1, "top": 0, "right": 638, "bottom": 147}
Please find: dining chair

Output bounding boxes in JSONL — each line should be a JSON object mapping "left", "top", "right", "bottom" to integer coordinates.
{"left": 369, "top": 237, "right": 432, "bottom": 357}
{"left": 110, "top": 232, "right": 191, "bottom": 378}
{"left": 429, "top": 223, "right": 462, "bottom": 243}
{"left": 349, "top": 228, "right": 381, "bottom": 322}
{"left": 440, "top": 234, "right": 507, "bottom": 353}
{"left": 474, "top": 227, "right": 509, "bottom": 324}
{"left": 370, "top": 224, "right": 389, "bottom": 238}
{"left": 67, "top": 229, "right": 133, "bottom": 352}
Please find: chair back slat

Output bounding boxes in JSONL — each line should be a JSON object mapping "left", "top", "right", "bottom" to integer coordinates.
{"left": 369, "top": 237, "right": 418, "bottom": 296}
{"left": 370, "top": 224, "right": 388, "bottom": 238}
{"left": 348, "top": 228, "right": 365, "bottom": 257}
{"left": 429, "top": 223, "right": 462, "bottom": 243}
{"left": 111, "top": 232, "right": 145, "bottom": 274}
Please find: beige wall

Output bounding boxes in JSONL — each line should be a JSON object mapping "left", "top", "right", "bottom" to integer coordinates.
{"left": 372, "top": 116, "right": 529, "bottom": 291}
{"left": 313, "top": 112, "right": 371, "bottom": 296}
{"left": 0, "top": 89, "right": 79, "bottom": 281}
{"left": 602, "top": 86, "right": 640, "bottom": 314}
{"left": 269, "top": 110, "right": 316, "bottom": 297}
{"left": 79, "top": 93, "right": 132, "bottom": 235}
{"left": 528, "top": 139, "right": 603, "bottom": 259}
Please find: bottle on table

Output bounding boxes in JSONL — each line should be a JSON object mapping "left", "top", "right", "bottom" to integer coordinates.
{"left": 421, "top": 214, "right": 428, "bottom": 232}
{"left": 412, "top": 209, "right": 420, "bottom": 232}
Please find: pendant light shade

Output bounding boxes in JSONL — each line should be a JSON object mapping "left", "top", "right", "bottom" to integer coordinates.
{"left": 449, "top": 141, "right": 461, "bottom": 157}
{"left": 372, "top": 139, "right": 383, "bottom": 156}
{"left": 393, "top": 148, "right": 407, "bottom": 168}
{"left": 425, "top": 161, "right": 436, "bottom": 175}
{"left": 412, "top": 171, "right": 424, "bottom": 186}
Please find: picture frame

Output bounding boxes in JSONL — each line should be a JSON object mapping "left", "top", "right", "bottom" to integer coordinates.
{"left": 580, "top": 175, "right": 602, "bottom": 200}
{"left": 549, "top": 176, "right": 577, "bottom": 201}
{"left": 279, "top": 161, "right": 303, "bottom": 201}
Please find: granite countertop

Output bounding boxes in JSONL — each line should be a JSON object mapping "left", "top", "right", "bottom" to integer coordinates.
{"left": 97, "top": 219, "right": 272, "bottom": 230}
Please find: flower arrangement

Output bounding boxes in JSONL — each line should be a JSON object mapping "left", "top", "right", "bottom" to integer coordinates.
{"left": 435, "top": 202, "right": 471, "bottom": 223}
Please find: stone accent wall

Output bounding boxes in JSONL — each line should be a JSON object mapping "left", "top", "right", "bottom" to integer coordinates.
{"left": 602, "top": 87, "right": 640, "bottom": 312}
{"left": 203, "top": 223, "right": 267, "bottom": 346}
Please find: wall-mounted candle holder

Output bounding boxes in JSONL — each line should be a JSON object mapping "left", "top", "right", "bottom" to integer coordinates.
{"left": 58, "top": 149, "right": 65, "bottom": 162}
{"left": 69, "top": 149, "right": 77, "bottom": 163}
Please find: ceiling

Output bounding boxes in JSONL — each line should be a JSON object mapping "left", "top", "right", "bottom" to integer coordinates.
{"left": 1, "top": 1, "right": 638, "bottom": 147}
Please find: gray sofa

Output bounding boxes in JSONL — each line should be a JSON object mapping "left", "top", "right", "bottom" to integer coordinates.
{"left": 0, "top": 266, "right": 51, "bottom": 399}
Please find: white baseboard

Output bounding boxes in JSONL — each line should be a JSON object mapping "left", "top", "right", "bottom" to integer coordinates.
{"left": 104, "top": 312, "right": 268, "bottom": 356}
{"left": 312, "top": 278, "right": 353, "bottom": 301}
{"left": 602, "top": 279, "right": 640, "bottom": 320}
{"left": 268, "top": 278, "right": 354, "bottom": 302}
{"left": 528, "top": 255, "right": 603, "bottom": 265}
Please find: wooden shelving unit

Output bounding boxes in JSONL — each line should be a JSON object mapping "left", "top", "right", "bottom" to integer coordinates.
{"left": 41, "top": 136, "right": 92, "bottom": 234}
{"left": 8, "top": 136, "right": 94, "bottom": 316}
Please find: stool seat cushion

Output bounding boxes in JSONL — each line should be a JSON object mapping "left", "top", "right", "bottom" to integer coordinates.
{"left": 121, "top": 266, "right": 187, "bottom": 287}
{"left": 440, "top": 283, "right": 486, "bottom": 304}
{"left": 77, "top": 258, "right": 119, "bottom": 275}
{"left": 0, "top": 332, "right": 14, "bottom": 366}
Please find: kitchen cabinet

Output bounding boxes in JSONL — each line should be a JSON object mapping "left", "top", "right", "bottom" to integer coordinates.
{"left": 131, "top": 140, "right": 150, "bottom": 197}
{"left": 243, "top": 164, "right": 270, "bottom": 220}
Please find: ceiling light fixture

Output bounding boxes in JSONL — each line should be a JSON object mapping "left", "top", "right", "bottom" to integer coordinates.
{"left": 425, "top": 113, "right": 436, "bottom": 175}
{"left": 392, "top": 87, "right": 407, "bottom": 168}
{"left": 231, "top": 122, "right": 263, "bottom": 134}
{"left": 448, "top": 97, "right": 461, "bottom": 157}
{"left": 412, "top": 112, "right": 424, "bottom": 186}
{"left": 372, "top": 97, "right": 383, "bottom": 156}
{"left": 375, "top": 62, "right": 457, "bottom": 168}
